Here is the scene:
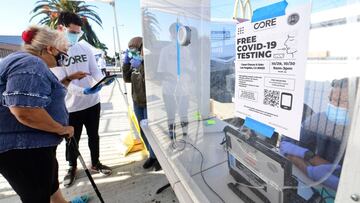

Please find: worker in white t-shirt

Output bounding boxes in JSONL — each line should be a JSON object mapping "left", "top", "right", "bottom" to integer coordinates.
{"left": 52, "top": 11, "right": 114, "bottom": 188}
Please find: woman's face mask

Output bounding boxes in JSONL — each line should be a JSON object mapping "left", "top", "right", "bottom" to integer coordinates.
{"left": 326, "top": 103, "right": 349, "bottom": 125}
{"left": 53, "top": 49, "right": 68, "bottom": 67}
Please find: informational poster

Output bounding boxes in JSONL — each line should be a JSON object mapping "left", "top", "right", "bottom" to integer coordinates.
{"left": 235, "top": 2, "right": 311, "bottom": 140}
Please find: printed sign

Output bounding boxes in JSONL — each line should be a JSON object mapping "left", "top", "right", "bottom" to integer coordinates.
{"left": 235, "top": 3, "right": 311, "bottom": 140}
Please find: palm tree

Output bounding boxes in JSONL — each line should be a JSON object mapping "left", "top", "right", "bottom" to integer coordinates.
{"left": 142, "top": 8, "right": 160, "bottom": 45}
{"left": 30, "top": 0, "right": 107, "bottom": 51}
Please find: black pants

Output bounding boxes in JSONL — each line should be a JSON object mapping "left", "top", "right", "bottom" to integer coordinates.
{"left": 0, "top": 147, "right": 59, "bottom": 203}
{"left": 66, "top": 103, "right": 101, "bottom": 167}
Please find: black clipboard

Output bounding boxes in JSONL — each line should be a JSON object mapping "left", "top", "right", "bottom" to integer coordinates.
{"left": 90, "top": 74, "right": 117, "bottom": 91}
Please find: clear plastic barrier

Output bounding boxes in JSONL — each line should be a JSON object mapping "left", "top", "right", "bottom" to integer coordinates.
{"left": 214, "top": 0, "right": 360, "bottom": 202}
{"left": 142, "top": 0, "right": 360, "bottom": 202}
{"left": 142, "top": 2, "right": 213, "bottom": 201}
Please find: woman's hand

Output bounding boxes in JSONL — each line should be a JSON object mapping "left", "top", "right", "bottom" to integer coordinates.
{"left": 58, "top": 126, "right": 74, "bottom": 138}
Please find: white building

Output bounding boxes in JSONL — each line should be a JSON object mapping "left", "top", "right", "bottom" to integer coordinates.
{"left": 0, "top": 36, "right": 22, "bottom": 59}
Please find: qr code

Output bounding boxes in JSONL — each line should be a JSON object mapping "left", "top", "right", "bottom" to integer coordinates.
{"left": 263, "top": 89, "right": 280, "bottom": 107}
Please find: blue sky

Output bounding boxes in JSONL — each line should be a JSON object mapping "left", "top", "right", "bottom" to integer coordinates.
{"left": 0, "top": 0, "right": 348, "bottom": 57}
{"left": 0, "top": 0, "right": 141, "bottom": 57}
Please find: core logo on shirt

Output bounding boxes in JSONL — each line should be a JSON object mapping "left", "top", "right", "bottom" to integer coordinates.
{"left": 63, "top": 55, "right": 88, "bottom": 67}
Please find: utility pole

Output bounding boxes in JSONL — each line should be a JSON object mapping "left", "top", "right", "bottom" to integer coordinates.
{"left": 112, "top": 26, "right": 117, "bottom": 66}
{"left": 110, "top": 1, "right": 123, "bottom": 66}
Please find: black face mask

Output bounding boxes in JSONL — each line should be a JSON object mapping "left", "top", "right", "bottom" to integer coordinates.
{"left": 54, "top": 51, "right": 68, "bottom": 66}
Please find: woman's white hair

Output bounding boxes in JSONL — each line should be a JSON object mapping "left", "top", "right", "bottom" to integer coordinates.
{"left": 22, "top": 25, "right": 69, "bottom": 54}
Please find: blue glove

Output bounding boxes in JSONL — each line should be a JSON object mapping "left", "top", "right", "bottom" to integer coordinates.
{"left": 307, "top": 164, "right": 341, "bottom": 190}
{"left": 280, "top": 141, "right": 308, "bottom": 158}
{"left": 124, "top": 49, "right": 131, "bottom": 64}
{"left": 104, "top": 78, "right": 115, "bottom": 86}
{"left": 130, "top": 58, "right": 142, "bottom": 69}
{"left": 83, "top": 85, "right": 102, "bottom": 95}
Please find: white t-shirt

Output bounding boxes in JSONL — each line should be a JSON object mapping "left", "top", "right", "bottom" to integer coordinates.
{"left": 51, "top": 42, "right": 104, "bottom": 113}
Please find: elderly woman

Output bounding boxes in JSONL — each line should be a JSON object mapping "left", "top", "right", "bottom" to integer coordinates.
{"left": 0, "top": 26, "right": 87, "bottom": 203}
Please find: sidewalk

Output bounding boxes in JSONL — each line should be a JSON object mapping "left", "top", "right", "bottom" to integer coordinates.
{"left": 0, "top": 76, "right": 178, "bottom": 203}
